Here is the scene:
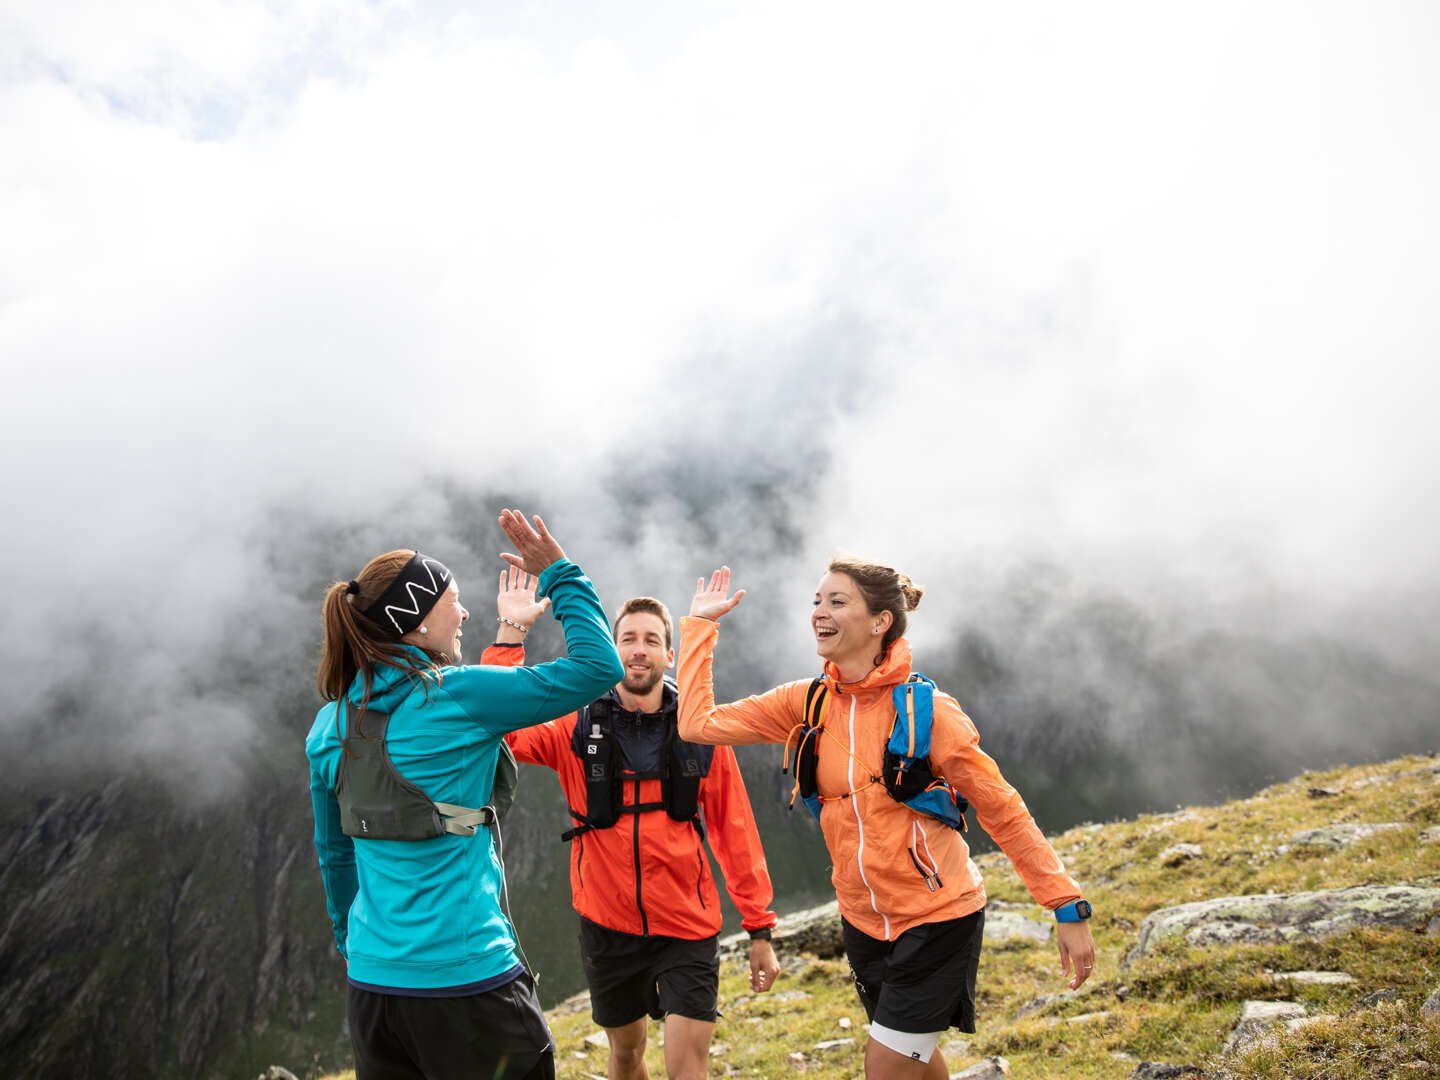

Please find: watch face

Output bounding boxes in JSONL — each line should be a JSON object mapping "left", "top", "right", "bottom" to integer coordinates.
{"left": 1075, "top": 899, "right": 1092, "bottom": 920}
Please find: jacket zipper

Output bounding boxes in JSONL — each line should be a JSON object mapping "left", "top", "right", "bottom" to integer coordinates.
{"left": 908, "top": 848, "right": 937, "bottom": 892}
{"left": 846, "top": 694, "right": 889, "bottom": 938}
{"left": 915, "top": 819, "right": 944, "bottom": 889}
{"left": 695, "top": 850, "right": 707, "bottom": 909}
{"left": 908, "top": 822, "right": 942, "bottom": 891}
{"left": 632, "top": 777, "right": 647, "bottom": 935}
{"left": 576, "top": 832, "right": 585, "bottom": 888}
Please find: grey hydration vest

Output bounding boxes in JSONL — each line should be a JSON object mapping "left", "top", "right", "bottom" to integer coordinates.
{"left": 335, "top": 707, "right": 517, "bottom": 840}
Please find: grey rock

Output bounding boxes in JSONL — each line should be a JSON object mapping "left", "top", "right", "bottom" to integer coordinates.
{"left": 1123, "top": 884, "right": 1440, "bottom": 967}
{"left": 1127, "top": 1064, "right": 1203, "bottom": 1079}
{"left": 812, "top": 1038, "right": 855, "bottom": 1052}
{"left": 1286, "top": 823, "right": 1405, "bottom": 849}
{"left": 1422, "top": 988, "right": 1440, "bottom": 1018}
{"left": 719, "top": 900, "right": 844, "bottom": 959}
{"left": 259, "top": 1069, "right": 299, "bottom": 1080}
{"left": 983, "top": 910, "right": 1052, "bottom": 944}
{"left": 1351, "top": 988, "right": 1400, "bottom": 1012}
{"left": 583, "top": 1031, "right": 609, "bottom": 1049}
{"left": 1307, "top": 786, "right": 1341, "bottom": 798}
{"left": 951, "top": 1056, "right": 1010, "bottom": 1079}
{"left": 1422, "top": 827, "right": 1440, "bottom": 844}
{"left": 1223, "top": 1000, "right": 1307, "bottom": 1054}
{"left": 1268, "top": 970, "right": 1355, "bottom": 986}
{"left": 1159, "top": 843, "right": 1203, "bottom": 868}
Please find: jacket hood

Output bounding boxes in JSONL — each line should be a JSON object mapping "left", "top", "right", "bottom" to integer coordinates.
{"left": 344, "top": 646, "right": 447, "bottom": 713}
{"left": 823, "top": 637, "right": 913, "bottom": 694}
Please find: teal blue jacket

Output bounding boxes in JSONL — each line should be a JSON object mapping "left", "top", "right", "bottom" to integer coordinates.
{"left": 305, "top": 558, "right": 623, "bottom": 991}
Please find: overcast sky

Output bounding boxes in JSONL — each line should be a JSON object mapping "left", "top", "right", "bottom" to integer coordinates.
{"left": 3, "top": 1, "right": 1437, "bottom": 773}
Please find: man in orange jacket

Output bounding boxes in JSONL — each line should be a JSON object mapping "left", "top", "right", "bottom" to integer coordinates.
{"left": 485, "top": 570, "right": 780, "bottom": 1080}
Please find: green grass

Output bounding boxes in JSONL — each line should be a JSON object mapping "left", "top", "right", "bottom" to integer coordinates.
{"left": 320, "top": 753, "right": 1440, "bottom": 1079}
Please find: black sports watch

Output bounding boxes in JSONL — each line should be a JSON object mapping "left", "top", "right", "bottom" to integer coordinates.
{"left": 1054, "top": 899, "right": 1092, "bottom": 923}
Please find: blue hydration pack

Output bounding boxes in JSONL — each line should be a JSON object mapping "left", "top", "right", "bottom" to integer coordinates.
{"left": 787, "top": 673, "right": 969, "bottom": 832}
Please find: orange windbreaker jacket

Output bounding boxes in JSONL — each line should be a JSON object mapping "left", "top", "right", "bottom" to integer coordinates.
{"left": 677, "top": 618, "right": 1080, "bottom": 942}
{"left": 486, "top": 642, "right": 777, "bottom": 940}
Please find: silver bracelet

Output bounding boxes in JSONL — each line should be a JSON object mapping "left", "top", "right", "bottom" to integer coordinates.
{"left": 497, "top": 616, "right": 530, "bottom": 633}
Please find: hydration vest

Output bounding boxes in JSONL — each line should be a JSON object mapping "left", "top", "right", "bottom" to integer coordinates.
{"left": 335, "top": 706, "right": 517, "bottom": 840}
{"left": 786, "top": 673, "right": 969, "bottom": 831}
{"left": 561, "top": 689, "right": 715, "bottom": 842}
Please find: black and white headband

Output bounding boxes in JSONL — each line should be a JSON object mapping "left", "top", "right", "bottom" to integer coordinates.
{"left": 361, "top": 552, "right": 453, "bottom": 636}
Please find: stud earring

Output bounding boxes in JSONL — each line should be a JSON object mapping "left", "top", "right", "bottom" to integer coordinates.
{"left": 872, "top": 627, "right": 880, "bottom": 635}
{"left": 419, "top": 626, "right": 429, "bottom": 635}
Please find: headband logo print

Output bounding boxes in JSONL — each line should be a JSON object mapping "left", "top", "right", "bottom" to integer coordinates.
{"left": 361, "top": 553, "right": 453, "bottom": 636}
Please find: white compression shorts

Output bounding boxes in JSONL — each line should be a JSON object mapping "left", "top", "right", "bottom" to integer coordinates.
{"left": 869, "top": 1022, "right": 942, "bottom": 1063}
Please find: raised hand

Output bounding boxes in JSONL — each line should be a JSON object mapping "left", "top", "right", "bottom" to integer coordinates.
{"left": 498, "top": 509, "right": 566, "bottom": 576}
{"left": 496, "top": 564, "right": 552, "bottom": 630}
{"left": 689, "top": 566, "right": 746, "bottom": 622}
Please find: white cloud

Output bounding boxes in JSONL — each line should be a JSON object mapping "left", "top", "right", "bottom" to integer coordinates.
{"left": 2, "top": 1, "right": 1438, "bottom": 758}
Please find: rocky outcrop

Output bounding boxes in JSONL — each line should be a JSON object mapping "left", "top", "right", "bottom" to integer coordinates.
{"left": 719, "top": 900, "right": 845, "bottom": 959}
{"left": 982, "top": 905, "right": 1052, "bottom": 944}
{"left": 1281, "top": 823, "right": 1405, "bottom": 851}
{"left": 1123, "top": 884, "right": 1440, "bottom": 967}
{"left": 1267, "top": 970, "right": 1354, "bottom": 986}
{"left": 720, "top": 897, "right": 1053, "bottom": 960}
{"left": 1222, "top": 1000, "right": 1308, "bottom": 1054}
{"left": 0, "top": 777, "right": 346, "bottom": 1080}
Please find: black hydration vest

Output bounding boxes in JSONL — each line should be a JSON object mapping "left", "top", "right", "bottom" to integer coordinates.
{"left": 561, "top": 693, "right": 714, "bottom": 842}
{"left": 335, "top": 706, "right": 516, "bottom": 840}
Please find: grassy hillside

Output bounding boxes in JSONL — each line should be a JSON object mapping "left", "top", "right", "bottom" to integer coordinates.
{"left": 313, "top": 752, "right": 1440, "bottom": 1079}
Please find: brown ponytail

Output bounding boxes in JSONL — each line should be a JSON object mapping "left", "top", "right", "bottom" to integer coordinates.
{"left": 317, "top": 549, "right": 448, "bottom": 746}
{"left": 827, "top": 556, "right": 924, "bottom": 666}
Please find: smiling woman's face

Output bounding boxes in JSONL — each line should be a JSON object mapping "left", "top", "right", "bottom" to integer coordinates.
{"left": 409, "top": 580, "right": 468, "bottom": 661}
{"left": 812, "top": 570, "right": 886, "bottom": 671}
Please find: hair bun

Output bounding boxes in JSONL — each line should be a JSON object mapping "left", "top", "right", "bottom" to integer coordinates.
{"left": 900, "top": 579, "right": 924, "bottom": 610}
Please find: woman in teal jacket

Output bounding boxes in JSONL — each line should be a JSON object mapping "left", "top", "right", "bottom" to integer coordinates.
{"left": 307, "top": 509, "right": 623, "bottom": 1080}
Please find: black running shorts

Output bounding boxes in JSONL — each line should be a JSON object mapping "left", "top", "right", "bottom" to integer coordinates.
{"left": 842, "top": 908, "right": 986, "bottom": 1034}
{"left": 347, "top": 972, "right": 554, "bottom": 1080}
{"left": 579, "top": 917, "right": 721, "bottom": 1027}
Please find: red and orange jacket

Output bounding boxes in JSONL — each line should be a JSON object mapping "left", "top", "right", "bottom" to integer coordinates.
{"left": 677, "top": 619, "right": 1081, "bottom": 942}
{"left": 486, "top": 642, "right": 777, "bottom": 940}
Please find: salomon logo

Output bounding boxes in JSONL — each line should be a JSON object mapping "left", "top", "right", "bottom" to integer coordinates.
{"left": 587, "top": 744, "right": 598, "bottom": 755}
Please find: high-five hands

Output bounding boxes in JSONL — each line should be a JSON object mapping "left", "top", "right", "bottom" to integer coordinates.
{"left": 498, "top": 510, "right": 565, "bottom": 576}
{"left": 689, "top": 566, "right": 746, "bottom": 622}
{"left": 496, "top": 564, "right": 551, "bottom": 630}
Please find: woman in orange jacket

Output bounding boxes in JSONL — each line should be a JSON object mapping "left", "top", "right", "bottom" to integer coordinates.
{"left": 676, "top": 561, "right": 1097, "bottom": 1080}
